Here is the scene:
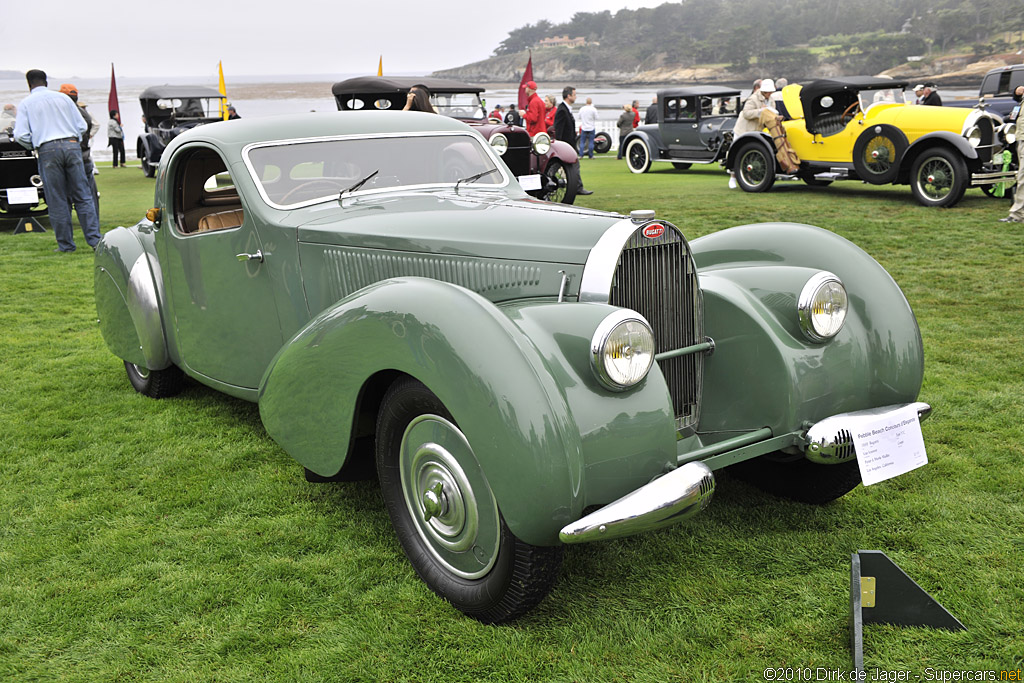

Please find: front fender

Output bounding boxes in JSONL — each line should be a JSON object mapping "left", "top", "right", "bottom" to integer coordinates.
{"left": 548, "top": 139, "right": 578, "bottom": 165}
{"left": 622, "top": 127, "right": 666, "bottom": 157}
{"left": 691, "top": 223, "right": 924, "bottom": 436}
{"left": 906, "top": 131, "right": 977, "bottom": 162}
{"left": 94, "top": 224, "right": 170, "bottom": 370}
{"left": 259, "top": 278, "right": 648, "bottom": 545}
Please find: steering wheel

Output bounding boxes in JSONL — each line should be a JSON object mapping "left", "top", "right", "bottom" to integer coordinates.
{"left": 841, "top": 101, "right": 861, "bottom": 124}
{"left": 279, "top": 179, "right": 345, "bottom": 204}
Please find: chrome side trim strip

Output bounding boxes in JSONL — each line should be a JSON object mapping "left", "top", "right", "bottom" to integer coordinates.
{"left": 127, "top": 254, "right": 169, "bottom": 370}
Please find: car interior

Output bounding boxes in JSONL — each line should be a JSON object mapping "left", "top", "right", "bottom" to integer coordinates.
{"left": 173, "top": 148, "right": 245, "bottom": 235}
{"left": 805, "top": 91, "right": 860, "bottom": 137}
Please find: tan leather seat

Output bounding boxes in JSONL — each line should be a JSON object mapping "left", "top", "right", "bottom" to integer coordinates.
{"left": 197, "top": 208, "right": 244, "bottom": 233}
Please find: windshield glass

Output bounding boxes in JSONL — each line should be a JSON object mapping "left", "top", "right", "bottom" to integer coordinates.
{"left": 432, "top": 93, "right": 486, "bottom": 120}
{"left": 858, "top": 88, "right": 908, "bottom": 111}
{"left": 245, "top": 133, "right": 504, "bottom": 208}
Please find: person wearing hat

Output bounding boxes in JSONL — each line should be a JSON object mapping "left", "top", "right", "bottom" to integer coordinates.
{"left": 519, "top": 81, "right": 546, "bottom": 137}
{"left": 912, "top": 83, "right": 942, "bottom": 106}
{"left": 13, "top": 69, "right": 101, "bottom": 252}
{"left": 227, "top": 105, "right": 240, "bottom": 119}
{"left": 734, "top": 78, "right": 776, "bottom": 135}
{"left": 60, "top": 83, "right": 100, "bottom": 220}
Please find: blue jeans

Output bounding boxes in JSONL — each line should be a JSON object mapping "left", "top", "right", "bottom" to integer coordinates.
{"left": 579, "top": 129, "right": 595, "bottom": 158}
{"left": 37, "top": 139, "right": 101, "bottom": 251}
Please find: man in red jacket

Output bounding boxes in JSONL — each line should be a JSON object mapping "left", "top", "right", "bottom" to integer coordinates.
{"left": 519, "top": 81, "right": 547, "bottom": 137}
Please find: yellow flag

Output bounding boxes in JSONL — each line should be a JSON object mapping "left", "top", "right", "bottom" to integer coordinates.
{"left": 377, "top": 56, "right": 383, "bottom": 77}
{"left": 218, "top": 60, "right": 229, "bottom": 120}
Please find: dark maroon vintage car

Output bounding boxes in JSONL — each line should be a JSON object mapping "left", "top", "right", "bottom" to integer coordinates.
{"left": 332, "top": 76, "right": 581, "bottom": 204}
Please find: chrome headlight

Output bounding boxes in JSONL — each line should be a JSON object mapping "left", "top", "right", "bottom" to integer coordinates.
{"left": 591, "top": 310, "right": 655, "bottom": 391}
{"left": 798, "top": 272, "right": 848, "bottom": 342}
{"left": 965, "top": 125, "right": 982, "bottom": 148}
{"left": 1000, "top": 121, "right": 1017, "bottom": 145}
{"left": 489, "top": 133, "right": 508, "bottom": 156}
{"left": 532, "top": 132, "right": 551, "bottom": 155}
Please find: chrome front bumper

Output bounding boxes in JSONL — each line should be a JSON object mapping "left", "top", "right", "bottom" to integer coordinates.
{"left": 804, "top": 401, "right": 932, "bottom": 464}
{"left": 558, "top": 461, "right": 715, "bottom": 544}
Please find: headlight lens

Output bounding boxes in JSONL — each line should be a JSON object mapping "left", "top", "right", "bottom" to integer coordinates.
{"left": 532, "top": 132, "right": 551, "bottom": 155}
{"left": 591, "top": 310, "right": 655, "bottom": 390}
{"left": 965, "top": 125, "right": 982, "bottom": 148}
{"left": 798, "top": 272, "right": 848, "bottom": 342}
{"left": 1002, "top": 122, "right": 1017, "bottom": 145}
{"left": 489, "top": 133, "right": 508, "bottom": 156}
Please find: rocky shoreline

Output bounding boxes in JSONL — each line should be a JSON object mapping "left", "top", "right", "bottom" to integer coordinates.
{"left": 431, "top": 50, "right": 1024, "bottom": 89}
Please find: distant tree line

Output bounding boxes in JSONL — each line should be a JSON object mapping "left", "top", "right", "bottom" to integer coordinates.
{"left": 493, "top": 0, "right": 1024, "bottom": 76}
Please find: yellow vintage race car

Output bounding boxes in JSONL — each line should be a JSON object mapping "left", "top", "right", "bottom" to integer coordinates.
{"left": 727, "top": 76, "right": 1017, "bottom": 207}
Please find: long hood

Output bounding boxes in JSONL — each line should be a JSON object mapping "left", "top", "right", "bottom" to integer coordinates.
{"left": 293, "top": 191, "right": 624, "bottom": 265}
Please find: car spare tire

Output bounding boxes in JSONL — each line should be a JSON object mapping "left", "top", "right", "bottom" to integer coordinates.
{"left": 852, "top": 125, "right": 908, "bottom": 185}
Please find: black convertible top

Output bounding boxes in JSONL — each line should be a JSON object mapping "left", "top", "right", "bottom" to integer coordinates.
{"left": 332, "top": 76, "right": 485, "bottom": 97}
{"left": 139, "top": 85, "right": 225, "bottom": 100}
{"left": 799, "top": 76, "right": 908, "bottom": 111}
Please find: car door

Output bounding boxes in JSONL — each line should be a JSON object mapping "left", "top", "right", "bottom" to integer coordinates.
{"left": 160, "top": 146, "right": 284, "bottom": 389}
{"left": 662, "top": 96, "right": 719, "bottom": 161}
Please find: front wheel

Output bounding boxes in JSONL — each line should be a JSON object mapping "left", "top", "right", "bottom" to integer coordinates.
{"left": 728, "top": 453, "right": 861, "bottom": 504}
{"left": 733, "top": 141, "right": 776, "bottom": 192}
{"left": 376, "top": 378, "right": 563, "bottom": 623}
{"left": 910, "top": 147, "right": 968, "bottom": 207}
{"left": 124, "top": 361, "right": 184, "bottom": 398}
{"left": 593, "top": 131, "right": 612, "bottom": 154}
{"left": 625, "top": 138, "right": 652, "bottom": 173}
{"left": 542, "top": 159, "right": 579, "bottom": 205}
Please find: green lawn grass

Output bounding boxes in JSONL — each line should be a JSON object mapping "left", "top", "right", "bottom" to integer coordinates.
{"left": 1, "top": 158, "right": 1021, "bottom": 681}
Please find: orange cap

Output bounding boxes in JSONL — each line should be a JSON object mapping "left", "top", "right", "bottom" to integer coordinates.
{"left": 59, "top": 83, "right": 78, "bottom": 96}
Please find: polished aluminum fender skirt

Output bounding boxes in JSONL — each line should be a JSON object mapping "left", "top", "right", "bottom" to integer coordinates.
{"left": 559, "top": 462, "right": 715, "bottom": 543}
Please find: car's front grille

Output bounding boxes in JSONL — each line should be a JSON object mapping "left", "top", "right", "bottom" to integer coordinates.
{"left": 503, "top": 131, "right": 531, "bottom": 176}
{"left": 976, "top": 116, "right": 995, "bottom": 162}
{"left": 608, "top": 226, "right": 703, "bottom": 431}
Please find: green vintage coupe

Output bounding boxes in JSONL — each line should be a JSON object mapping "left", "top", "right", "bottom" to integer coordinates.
{"left": 94, "top": 111, "right": 929, "bottom": 623}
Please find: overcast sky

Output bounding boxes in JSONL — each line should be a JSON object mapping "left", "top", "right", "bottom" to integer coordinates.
{"left": 4, "top": 0, "right": 663, "bottom": 79}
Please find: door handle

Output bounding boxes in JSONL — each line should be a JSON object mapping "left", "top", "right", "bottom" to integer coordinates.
{"left": 236, "top": 250, "right": 264, "bottom": 262}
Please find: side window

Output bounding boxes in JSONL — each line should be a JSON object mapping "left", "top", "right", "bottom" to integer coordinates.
{"left": 665, "top": 98, "right": 679, "bottom": 121}
{"left": 677, "top": 98, "right": 695, "bottom": 120}
{"left": 174, "top": 149, "right": 245, "bottom": 235}
{"left": 699, "top": 97, "right": 714, "bottom": 117}
{"left": 1009, "top": 71, "right": 1024, "bottom": 96}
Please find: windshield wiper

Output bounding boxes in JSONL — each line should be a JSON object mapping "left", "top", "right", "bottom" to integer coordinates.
{"left": 339, "top": 169, "right": 379, "bottom": 198}
{"left": 454, "top": 167, "right": 499, "bottom": 192}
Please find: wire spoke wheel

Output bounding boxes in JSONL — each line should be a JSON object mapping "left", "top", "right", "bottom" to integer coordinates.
{"left": 739, "top": 149, "right": 768, "bottom": 185}
{"left": 862, "top": 135, "right": 896, "bottom": 175}
{"left": 917, "top": 157, "right": 955, "bottom": 201}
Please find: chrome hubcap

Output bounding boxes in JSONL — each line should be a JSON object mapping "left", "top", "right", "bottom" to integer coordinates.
{"left": 399, "top": 415, "right": 500, "bottom": 578}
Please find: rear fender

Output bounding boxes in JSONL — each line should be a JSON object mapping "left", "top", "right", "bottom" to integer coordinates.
{"left": 94, "top": 225, "right": 170, "bottom": 369}
{"left": 259, "top": 277, "right": 618, "bottom": 545}
{"left": 725, "top": 132, "right": 774, "bottom": 169}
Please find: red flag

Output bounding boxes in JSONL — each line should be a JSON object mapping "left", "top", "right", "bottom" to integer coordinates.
{"left": 107, "top": 63, "right": 121, "bottom": 116}
{"left": 517, "top": 52, "right": 534, "bottom": 111}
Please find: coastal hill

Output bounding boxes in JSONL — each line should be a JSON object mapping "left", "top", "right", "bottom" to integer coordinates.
{"left": 431, "top": 0, "right": 1024, "bottom": 86}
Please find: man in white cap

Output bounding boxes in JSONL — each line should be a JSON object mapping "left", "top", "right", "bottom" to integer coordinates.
{"left": 734, "top": 78, "right": 775, "bottom": 135}
{"left": 912, "top": 85, "right": 925, "bottom": 105}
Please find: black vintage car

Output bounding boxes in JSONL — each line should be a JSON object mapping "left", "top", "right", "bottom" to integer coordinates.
{"left": 622, "top": 86, "right": 741, "bottom": 174}
{"left": 137, "top": 85, "right": 226, "bottom": 177}
{"left": 0, "top": 131, "right": 46, "bottom": 226}
{"left": 332, "top": 76, "right": 581, "bottom": 204}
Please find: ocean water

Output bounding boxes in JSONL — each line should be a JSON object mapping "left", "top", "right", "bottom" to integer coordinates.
{"left": 0, "top": 75, "right": 979, "bottom": 163}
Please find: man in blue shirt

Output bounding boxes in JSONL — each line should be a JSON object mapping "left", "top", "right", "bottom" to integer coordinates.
{"left": 13, "top": 69, "right": 101, "bottom": 252}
